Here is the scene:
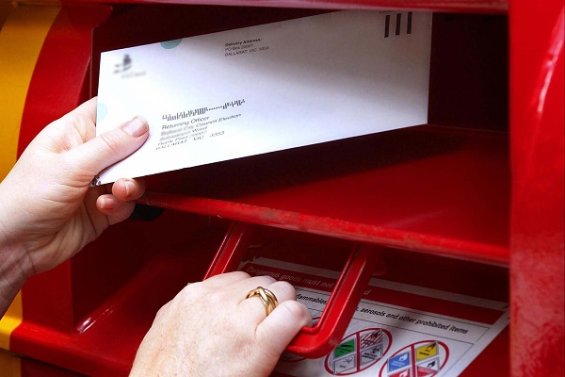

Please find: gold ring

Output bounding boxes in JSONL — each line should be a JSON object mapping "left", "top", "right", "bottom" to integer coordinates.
{"left": 245, "top": 286, "right": 278, "bottom": 316}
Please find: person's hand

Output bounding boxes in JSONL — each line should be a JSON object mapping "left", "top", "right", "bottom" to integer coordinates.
{"left": 0, "top": 97, "right": 149, "bottom": 281}
{"left": 130, "top": 271, "right": 311, "bottom": 377}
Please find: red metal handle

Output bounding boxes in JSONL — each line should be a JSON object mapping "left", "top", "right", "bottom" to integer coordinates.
{"left": 287, "top": 245, "right": 379, "bottom": 357}
{"left": 204, "top": 222, "right": 254, "bottom": 278}
{"left": 204, "top": 222, "right": 380, "bottom": 358}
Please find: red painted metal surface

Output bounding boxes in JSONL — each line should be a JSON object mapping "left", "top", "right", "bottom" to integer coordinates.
{"left": 65, "top": 0, "right": 508, "bottom": 13}
{"left": 21, "top": 358, "right": 85, "bottom": 377}
{"left": 17, "top": 4, "right": 111, "bottom": 154}
{"left": 204, "top": 222, "right": 255, "bottom": 278}
{"left": 13, "top": 4, "right": 111, "bottom": 331}
{"left": 509, "top": 1, "right": 565, "bottom": 376}
{"left": 142, "top": 126, "right": 510, "bottom": 265}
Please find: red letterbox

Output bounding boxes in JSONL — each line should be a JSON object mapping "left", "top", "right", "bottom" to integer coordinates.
{"left": 0, "top": 1, "right": 562, "bottom": 376}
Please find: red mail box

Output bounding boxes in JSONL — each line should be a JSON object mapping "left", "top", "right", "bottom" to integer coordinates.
{"left": 0, "top": 0, "right": 562, "bottom": 376}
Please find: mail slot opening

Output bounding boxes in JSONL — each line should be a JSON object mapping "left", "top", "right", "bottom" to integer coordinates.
{"left": 91, "top": 6, "right": 510, "bottom": 265}
{"left": 92, "top": 7, "right": 508, "bottom": 134}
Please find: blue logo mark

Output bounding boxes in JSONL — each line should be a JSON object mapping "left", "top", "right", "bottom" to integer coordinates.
{"left": 160, "top": 39, "right": 183, "bottom": 49}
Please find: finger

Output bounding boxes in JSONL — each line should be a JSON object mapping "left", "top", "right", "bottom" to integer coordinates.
{"left": 230, "top": 275, "right": 278, "bottom": 303}
{"left": 112, "top": 178, "right": 145, "bottom": 201}
{"left": 31, "top": 97, "right": 99, "bottom": 152}
{"left": 67, "top": 116, "right": 149, "bottom": 176}
{"left": 255, "top": 300, "right": 311, "bottom": 358}
{"left": 202, "top": 271, "right": 252, "bottom": 288}
{"left": 238, "top": 280, "right": 296, "bottom": 324}
{"left": 72, "top": 97, "right": 98, "bottom": 120}
{"left": 57, "top": 97, "right": 99, "bottom": 142}
{"left": 96, "top": 194, "right": 136, "bottom": 224}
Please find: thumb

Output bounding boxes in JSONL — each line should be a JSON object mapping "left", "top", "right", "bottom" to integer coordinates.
{"left": 256, "top": 300, "right": 311, "bottom": 358}
{"left": 69, "top": 116, "right": 149, "bottom": 176}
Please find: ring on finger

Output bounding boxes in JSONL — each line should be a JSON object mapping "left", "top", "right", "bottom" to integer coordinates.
{"left": 245, "top": 286, "right": 278, "bottom": 316}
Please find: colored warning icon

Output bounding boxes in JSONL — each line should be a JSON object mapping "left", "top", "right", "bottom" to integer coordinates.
{"left": 415, "top": 342, "right": 438, "bottom": 361}
{"left": 334, "top": 338, "right": 356, "bottom": 359}
{"left": 419, "top": 357, "right": 440, "bottom": 371}
{"left": 389, "top": 370, "right": 411, "bottom": 377}
{"left": 325, "top": 328, "right": 392, "bottom": 375}
{"left": 416, "top": 356, "right": 440, "bottom": 377}
{"left": 387, "top": 351, "right": 411, "bottom": 372}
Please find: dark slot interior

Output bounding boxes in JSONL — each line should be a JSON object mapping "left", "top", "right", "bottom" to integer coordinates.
{"left": 429, "top": 13, "right": 508, "bottom": 131}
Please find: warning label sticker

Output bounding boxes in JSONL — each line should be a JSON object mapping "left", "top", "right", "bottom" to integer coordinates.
{"left": 241, "top": 258, "right": 509, "bottom": 377}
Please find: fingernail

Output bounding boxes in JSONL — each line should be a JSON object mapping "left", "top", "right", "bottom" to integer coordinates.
{"left": 124, "top": 180, "right": 134, "bottom": 198}
{"left": 99, "top": 197, "right": 114, "bottom": 210}
{"left": 122, "top": 116, "right": 149, "bottom": 137}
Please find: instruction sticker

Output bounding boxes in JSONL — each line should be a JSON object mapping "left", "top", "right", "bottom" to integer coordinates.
{"left": 240, "top": 258, "right": 509, "bottom": 377}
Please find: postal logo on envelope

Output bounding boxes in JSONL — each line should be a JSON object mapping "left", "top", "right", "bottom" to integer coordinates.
{"left": 112, "top": 53, "right": 146, "bottom": 78}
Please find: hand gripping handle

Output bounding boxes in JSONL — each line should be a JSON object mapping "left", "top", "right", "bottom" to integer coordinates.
{"left": 204, "top": 222, "right": 381, "bottom": 358}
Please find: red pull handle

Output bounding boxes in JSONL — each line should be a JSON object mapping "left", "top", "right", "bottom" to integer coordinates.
{"left": 287, "top": 245, "right": 379, "bottom": 357}
{"left": 204, "top": 222, "right": 380, "bottom": 358}
{"left": 204, "top": 222, "right": 253, "bottom": 278}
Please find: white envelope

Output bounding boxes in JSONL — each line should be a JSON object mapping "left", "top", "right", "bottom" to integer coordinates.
{"left": 95, "top": 10, "right": 432, "bottom": 185}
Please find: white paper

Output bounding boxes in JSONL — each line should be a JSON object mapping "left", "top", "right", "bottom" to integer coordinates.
{"left": 241, "top": 258, "right": 509, "bottom": 377}
{"left": 95, "top": 10, "right": 432, "bottom": 184}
